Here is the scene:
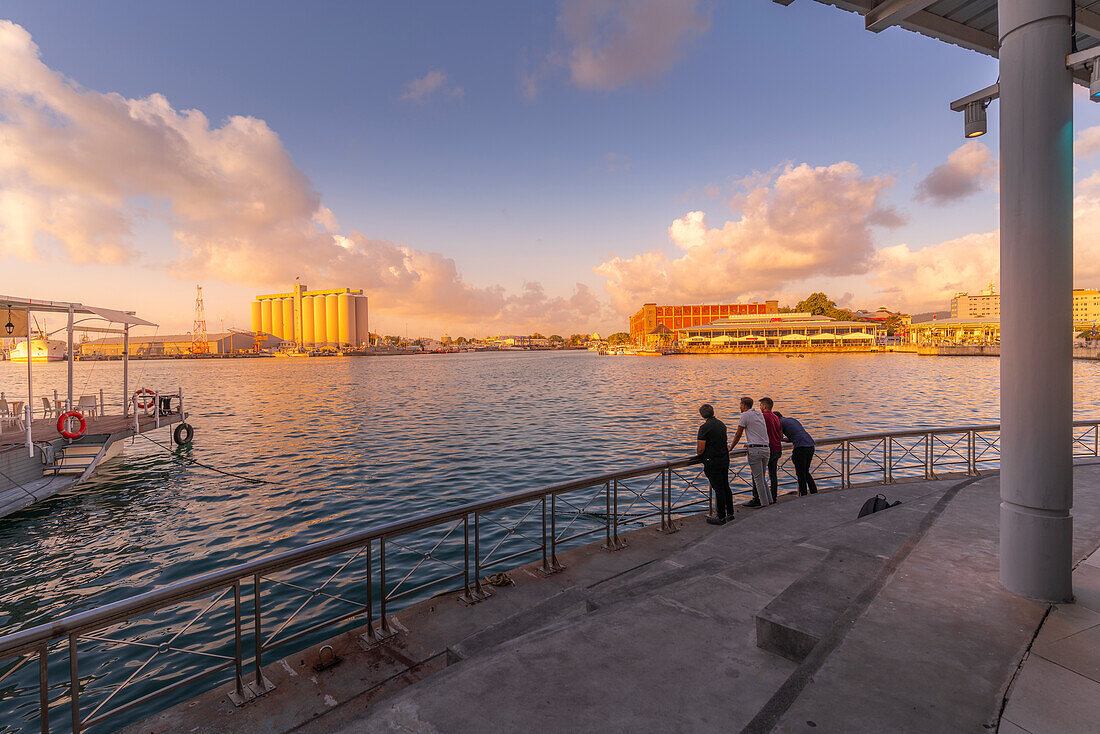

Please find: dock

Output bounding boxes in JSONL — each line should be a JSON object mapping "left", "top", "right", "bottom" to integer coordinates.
{"left": 126, "top": 460, "right": 1100, "bottom": 733}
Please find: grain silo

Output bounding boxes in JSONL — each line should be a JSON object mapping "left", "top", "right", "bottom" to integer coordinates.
{"left": 281, "top": 299, "right": 295, "bottom": 342}
{"left": 271, "top": 299, "right": 283, "bottom": 339}
{"left": 324, "top": 294, "right": 338, "bottom": 346}
{"left": 301, "top": 296, "right": 315, "bottom": 345}
{"left": 251, "top": 285, "right": 367, "bottom": 348}
{"left": 260, "top": 300, "right": 273, "bottom": 336}
{"left": 354, "top": 296, "right": 369, "bottom": 346}
{"left": 313, "top": 295, "right": 328, "bottom": 346}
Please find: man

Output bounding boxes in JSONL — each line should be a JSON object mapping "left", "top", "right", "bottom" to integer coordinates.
{"left": 759, "top": 397, "right": 781, "bottom": 503}
{"left": 696, "top": 404, "right": 734, "bottom": 525}
{"left": 729, "top": 396, "right": 772, "bottom": 508}
{"left": 774, "top": 411, "right": 818, "bottom": 496}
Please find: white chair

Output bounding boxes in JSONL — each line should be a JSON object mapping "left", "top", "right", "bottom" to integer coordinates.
{"left": 41, "top": 397, "right": 60, "bottom": 419}
{"left": 77, "top": 395, "right": 98, "bottom": 420}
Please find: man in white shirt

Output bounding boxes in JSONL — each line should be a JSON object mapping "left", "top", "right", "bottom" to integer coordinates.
{"left": 729, "top": 396, "right": 772, "bottom": 508}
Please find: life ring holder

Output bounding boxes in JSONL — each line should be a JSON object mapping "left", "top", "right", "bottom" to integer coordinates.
{"left": 133, "top": 388, "right": 156, "bottom": 411}
{"left": 57, "top": 411, "right": 87, "bottom": 440}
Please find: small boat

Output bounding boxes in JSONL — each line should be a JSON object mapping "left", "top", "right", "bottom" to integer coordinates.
{"left": 634, "top": 349, "right": 662, "bottom": 356}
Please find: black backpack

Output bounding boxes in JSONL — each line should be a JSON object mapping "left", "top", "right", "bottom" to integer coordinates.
{"left": 857, "top": 493, "right": 902, "bottom": 518}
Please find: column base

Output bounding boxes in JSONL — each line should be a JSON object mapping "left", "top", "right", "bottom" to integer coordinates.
{"left": 1000, "top": 502, "right": 1073, "bottom": 602}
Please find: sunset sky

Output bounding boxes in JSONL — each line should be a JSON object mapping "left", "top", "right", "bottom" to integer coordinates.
{"left": 3, "top": 1, "right": 1100, "bottom": 337}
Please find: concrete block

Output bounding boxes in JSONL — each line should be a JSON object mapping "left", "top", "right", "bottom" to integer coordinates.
{"left": 755, "top": 548, "right": 882, "bottom": 662}
{"left": 1032, "top": 623, "right": 1100, "bottom": 683}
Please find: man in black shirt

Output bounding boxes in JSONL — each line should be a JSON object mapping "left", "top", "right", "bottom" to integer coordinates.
{"left": 697, "top": 403, "right": 733, "bottom": 525}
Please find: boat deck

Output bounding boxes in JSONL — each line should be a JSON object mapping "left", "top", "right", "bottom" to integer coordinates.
{"left": 0, "top": 413, "right": 177, "bottom": 447}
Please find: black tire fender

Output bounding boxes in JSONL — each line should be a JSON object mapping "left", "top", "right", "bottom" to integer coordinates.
{"left": 173, "top": 422, "right": 194, "bottom": 446}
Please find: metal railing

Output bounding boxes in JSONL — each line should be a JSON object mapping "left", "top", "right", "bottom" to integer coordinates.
{"left": 0, "top": 420, "right": 1098, "bottom": 733}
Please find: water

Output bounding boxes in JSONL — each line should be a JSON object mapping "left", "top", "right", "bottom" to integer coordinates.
{"left": 2, "top": 351, "right": 1099, "bottom": 731}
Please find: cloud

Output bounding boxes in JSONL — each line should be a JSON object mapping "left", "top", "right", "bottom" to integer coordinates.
{"left": 401, "top": 70, "right": 464, "bottom": 102}
{"left": 868, "top": 232, "right": 1000, "bottom": 312}
{"left": 914, "top": 141, "right": 996, "bottom": 205}
{"left": 1076, "top": 124, "right": 1100, "bottom": 158}
{"left": 595, "top": 162, "right": 903, "bottom": 314}
{"left": 0, "top": 21, "right": 601, "bottom": 332}
{"left": 604, "top": 152, "right": 631, "bottom": 172}
{"left": 559, "top": 0, "right": 709, "bottom": 91}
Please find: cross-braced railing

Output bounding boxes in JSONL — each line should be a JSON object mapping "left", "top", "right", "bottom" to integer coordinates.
{"left": 1, "top": 420, "right": 1097, "bottom": 732}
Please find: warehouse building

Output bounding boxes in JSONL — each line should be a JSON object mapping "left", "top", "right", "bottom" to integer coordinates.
{"left": 629, "top": 300, "right": 779, "bottom": 342}
{"left": 80, "top": 332, "right": 282, "bottom": 357}
{"left": 251, "top": 284, "right": 369, "bottom": 348}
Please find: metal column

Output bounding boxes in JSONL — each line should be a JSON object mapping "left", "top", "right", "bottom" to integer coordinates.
{"left": 67, "top": 305, "right": 74, "bottom": 409}
{"left": 122, "top": 325, "right": 129, "bottom": 416}
{"left": 998, "top": 0, "right": 1074, "bottom": 601}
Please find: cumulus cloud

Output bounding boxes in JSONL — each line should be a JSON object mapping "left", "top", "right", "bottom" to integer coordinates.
{"left": 401, "top": 70, "right": 464, "bottom": 102}
{"left": 1076, "top": 124, "right": 1100, "bottom": 158}
{"left": 0, "top": 21, "right": 600, "bottom": 331}
{"left": 595, "top": 162, "right": 903, "bottom": 314}
{"left": 915, "top": 141, "right": 996, "bottom": 205}
{"left": 559, "top": 0, "right": 709, "bottom": 91}
{"left": 868, "top": 232, "right": 1000, "bottom": 312}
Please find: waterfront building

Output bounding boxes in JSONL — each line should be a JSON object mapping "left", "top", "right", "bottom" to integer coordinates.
{"left": 250, "top": 284, "right": 368, "bottom": 348}
{"left": 1073, "top": 288, "right": 1100, "bottom": 326}
{"left": 951, "top": 283, "right": 1000, "bottom": 318}
{"left": 676, "top": 312, "right": 878, "bottom": 351}
{"left": 628, "top": 300, "right": 779, "bottom": 342}
{"left": 905, "top": 317, "right": 1001, "bottom": 346}
{"left": 80, "top": 332, "right": 283, "bottom": 357}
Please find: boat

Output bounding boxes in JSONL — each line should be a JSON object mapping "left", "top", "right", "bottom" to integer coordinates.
{"left": 634, "top": 349, "right": 662, "bottom": 356}
{"left": 1, "top": 295, "right": 193, "bottom": 519}
{"left": 10, "top": 332, "right": 66, "bottom": 362}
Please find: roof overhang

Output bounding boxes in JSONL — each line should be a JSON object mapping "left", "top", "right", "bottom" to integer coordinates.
{"left": 774, "top": 1, "right": 1100, "bottom": 85}
{"left": 0, "top": 295, "right": 156, "bottom": 337}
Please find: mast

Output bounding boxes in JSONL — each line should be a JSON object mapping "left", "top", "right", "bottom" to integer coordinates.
{"left": 190, "top": 285, "right": 209, "bottom": 355}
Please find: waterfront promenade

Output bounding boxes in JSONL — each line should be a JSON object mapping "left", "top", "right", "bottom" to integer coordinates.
{"left": 129, "top": 460, "right": 1100, "bottom": 733}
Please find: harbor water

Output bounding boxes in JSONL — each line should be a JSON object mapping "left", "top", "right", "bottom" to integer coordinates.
{"left": 2, "top": 350, "right": 1100, "bottom": 731}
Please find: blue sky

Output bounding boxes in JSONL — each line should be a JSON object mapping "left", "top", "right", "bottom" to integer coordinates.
{"left": 1, "top": 1, "right": 1097, "bottom": 335}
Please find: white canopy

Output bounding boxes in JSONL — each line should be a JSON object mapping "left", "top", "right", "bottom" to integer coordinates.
{"left": 779, "top": 333, "right": 810, "bottom": 341}
{"left": 809, "top": 332, "right": 839, "bottom": 340}
{"left": 711, "top": 335, "right": 735, "bottom": 343}
{"left": 840, "top": 332, "right": 874, "bottom": 340}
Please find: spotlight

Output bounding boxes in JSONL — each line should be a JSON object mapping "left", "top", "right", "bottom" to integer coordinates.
{"left": 1091, "top": 62, "right": 1100, "bottom": 101}
{"left": 964, "top": 101, "right": 987, "bottom": 138}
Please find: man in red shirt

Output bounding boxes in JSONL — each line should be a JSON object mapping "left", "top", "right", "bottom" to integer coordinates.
{"left": 760, "top": 397, "right": 782, "bottom": 503}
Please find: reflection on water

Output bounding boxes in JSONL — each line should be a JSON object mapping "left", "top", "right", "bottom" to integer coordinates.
{"left": 0, "top": 351, "right": 1098, "bottom": 729}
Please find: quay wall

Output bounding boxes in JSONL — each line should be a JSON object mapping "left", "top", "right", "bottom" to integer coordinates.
{"left": 916, "top": 345, "right": 1100, "bottom": 360}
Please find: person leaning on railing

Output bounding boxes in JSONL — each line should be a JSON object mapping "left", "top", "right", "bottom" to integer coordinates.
{"left": 696, "top": 403, "right": 734, "bottom": 525}
{"left": 774, "top": 411, "right": 818, "bottom": 496}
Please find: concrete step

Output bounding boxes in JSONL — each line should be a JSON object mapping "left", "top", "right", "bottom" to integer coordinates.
{"left": 448, "top": 586, "right": 592, "bottom": 662}
{"left": 755, "top": 547, "right": 884, "bottom": 662}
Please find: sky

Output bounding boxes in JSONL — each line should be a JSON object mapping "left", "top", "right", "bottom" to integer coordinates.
{"left": 2, "top": 0, "right": 1100, "bottom": 338}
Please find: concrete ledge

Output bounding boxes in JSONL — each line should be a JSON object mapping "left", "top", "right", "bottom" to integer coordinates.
{"left": 756, "top": 548, "right": 882, "bottom": 662}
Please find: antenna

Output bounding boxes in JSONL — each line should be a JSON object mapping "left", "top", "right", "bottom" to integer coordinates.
{"left": 190, "top": 285, "right": 209, "bottom": 354}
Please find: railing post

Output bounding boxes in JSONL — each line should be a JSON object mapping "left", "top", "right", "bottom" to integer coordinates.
{"left": 968, "top": 430, "right": 977, "bottom": 476}
{"left": 472, "top": 514, "right": 490, "bottom": 600}
{"left": 602, "top": 480, "right": 612, "bottom": 550}
{"left": 365, "top": 540, "right": 376, "bottom": 639}
{"left": 550, "top": 493, "right": 564, "bottom": 571}
{"left": 380, "top": 538, "right": 392, "bottom": 632}
{"left": 882, "top": 439, "right": 888, "bottom": 485}
{"left": 68, "top": 634, "right": 79, "bottom": 734}
{"left": 1095, "top": 421, "right": 1098, "bottom": 457}
{"left": 233, "top": 581, "right": 244, "bottom": 697}
{"left": 39, "top": 645, "right": 49, "bottom": 734}
{"left": 842, "top": 440, "right": 850, "bottom": 488}
{"left": 887, "top": 437, "right": 893, "bottom": 483}
{"left": 252, "top": 574, "right": 263, "bottom": 687}
{"left": 612, "top": 479, "right": 623, "bottom": 549}
{"left": 540, "top": 496, "right": 551, "bottom": 574}
{"left": 925, "top": 432, "right": 934, "bottom": 480}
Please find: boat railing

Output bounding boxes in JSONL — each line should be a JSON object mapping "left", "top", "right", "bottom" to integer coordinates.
{"left": 1, "top": 420, "right": 1098, "bottom": 732}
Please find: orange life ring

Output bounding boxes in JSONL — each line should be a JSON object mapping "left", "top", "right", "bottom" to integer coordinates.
{"left": 133, "top": 388, "right": 156, "bottom": 410}
{"left": 57, "top": 410, "right": 86, "bottom": 439}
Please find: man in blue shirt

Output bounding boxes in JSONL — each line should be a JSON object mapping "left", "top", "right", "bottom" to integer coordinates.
{"left": 774, "top": 411, "right": 819, "bottom": 496}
